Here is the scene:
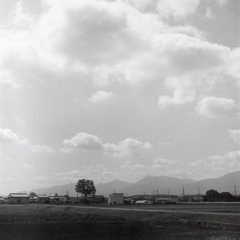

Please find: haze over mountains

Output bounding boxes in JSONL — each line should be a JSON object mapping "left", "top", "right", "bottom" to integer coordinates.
{"left": 31, "top": 171, "right": 240, "bottom": 197}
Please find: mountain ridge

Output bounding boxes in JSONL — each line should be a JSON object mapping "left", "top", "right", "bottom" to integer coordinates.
{"left": 30, "top": 171, "right": 240, "bottom": 197}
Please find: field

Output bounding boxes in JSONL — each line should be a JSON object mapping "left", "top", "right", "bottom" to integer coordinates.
{"left": 0, "top": 203, "right": 240, "bottom": 239}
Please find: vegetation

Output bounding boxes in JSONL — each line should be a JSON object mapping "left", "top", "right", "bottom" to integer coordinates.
{"left": 0, "top": 204, "right": 240, "bottom": 239}
{"left": 29, "top": 192, "right": 37, "bottom": 198}
{"left": 0, "top": 204, "right": 240, "bottom": 240}
{"left": 205, "top": 189, "right": 233, "bottom": 202}
{"left": 75, "top": 179, "right": 96, "bottom": 204}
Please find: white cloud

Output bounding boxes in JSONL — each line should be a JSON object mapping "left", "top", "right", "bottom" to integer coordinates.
{"left": 156, "top": 0, "right": 200, "bottom": 20}
{"left": 227, "top": 48, "right": 240, "bottom": 81}
{"left": 0, "top": 128, "right": 30, "bottom": 146}
{"left": 30, "top": 145, "right": 56, "bottom": 153}
{"left": 188, "top": 151, "right": 240, "bottom": 179}
{"left": 195, "top": 96, "right": 239, "bottom": 117}
{"left": 0, "top": 128, "right": 19, "bottom": 142}
{"left": 228, "top": 129, "right": 240, "bottom": 145}
{"left": 88, "top": 91, "right": 116, "bottom": 103}
{"left": 104, "top": 138, "right": 153, "bottom": 158}
{"left": 63, "top": 133, "right": 104, "bottom": 150}
{"left": 158, "top": 89, "right": 195, "bottom": 108}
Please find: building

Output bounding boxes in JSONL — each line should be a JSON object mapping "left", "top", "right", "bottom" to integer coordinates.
{"left": 90, "top": 195, "right": 105, "bottom": 204}
{"left": 37, "top": 194, "right": 50, "bottom": 204}
{"left": 49, "top": 193, "right": 70, "bottom": 204}
{"left": 155, "top": 195, "right": 178, "bottom": 204}
{"left": 108, "top": 193, "right": 124, "bottom": 204}
{"left": 8, "top": 193, "right": 30, "bottom": 204}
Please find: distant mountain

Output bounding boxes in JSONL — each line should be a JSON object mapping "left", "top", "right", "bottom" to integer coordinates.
{"left": 121, "top": 175, "right": 196, "bottom": 196}
{"left": 31, "top": 183, "right": 77, "bottom": 197}
{"left": 30, "top": 171, "right": 240, "bottom": 197}
{"left": 182, "top": 171, "right": 240, "bottom": 195}
{"left": 96, "top": 179, "right": 134, "bottom": 196}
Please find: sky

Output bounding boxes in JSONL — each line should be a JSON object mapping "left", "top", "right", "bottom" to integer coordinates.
{"left": 0, "top": 0, "right": 240, "bottom": 195}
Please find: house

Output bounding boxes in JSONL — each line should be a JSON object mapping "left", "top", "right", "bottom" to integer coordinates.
{"left": 8, "top": 193, "right": 30, "bottom": 204}
{"left": 90, "top": 195, "right": 105, "bottom": 204}
{"left": 49, "top": 193, "right": 70, "bottom": 204}
{"left": 108, "top": 193, "right": 124, "bottom": 205}
{"left": 0, "top": 197, "right": 7, "bottom": 204}
{"left": 155, "top": 195, "right": 178, "bottom": 204}
{"left": 29, "top": 196, "right": 38, "bottom": 203}
{"left": 37, "top": 194, "right": 50, "bottom": 204}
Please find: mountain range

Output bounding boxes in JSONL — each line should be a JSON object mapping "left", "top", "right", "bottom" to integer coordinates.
{"left": 30, "top": 171, "right": 240, "bottom": 197}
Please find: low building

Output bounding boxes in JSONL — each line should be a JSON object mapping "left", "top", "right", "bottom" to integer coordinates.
{"left": 0, "top": 197, "right": 7, "bottom": 204}
{"left": 155, "top": 195, "right": 178, "bottom": 204}
{"left": 108, "top": 193, "right": 124, "bottom": 205}
{"left": 8, "top": 193, "right": 30, "bottom": 204}
{"left": 90, "top": 195, "right": 105, "bottom": 204}
{"left": 49, "top": 193, "right": 70, "bottom": 204}
{"left": 37, "top": 194, "right": 50, "bottom": 204}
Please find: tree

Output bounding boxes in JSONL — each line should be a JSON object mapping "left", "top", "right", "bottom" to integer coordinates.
{"left": 205, "top": 189, "right": 220, "bottom": 202}
{"left": 29, "top": 192, "right": 37, "bottom": 198}
{"left": 75, "top": 179, "right": 96, "bottom": 204}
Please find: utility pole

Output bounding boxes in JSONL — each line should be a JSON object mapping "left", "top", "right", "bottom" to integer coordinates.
{"left": 234, "top": 186, "right": 237, "bottom": 200}
{"left": 168, "top": 189, "right": 169, "bottom": 195}
{"left": 182, "top": 186, "right": 185, "bottom": 198}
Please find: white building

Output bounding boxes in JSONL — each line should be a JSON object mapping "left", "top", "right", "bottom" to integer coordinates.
{"left": 108, "top": 193, "right": 124, "bottom": 205}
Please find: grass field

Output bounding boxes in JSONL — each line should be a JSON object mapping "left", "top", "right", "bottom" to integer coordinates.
{"left": 0, "top": 203, "right": 240, "bottom": 239}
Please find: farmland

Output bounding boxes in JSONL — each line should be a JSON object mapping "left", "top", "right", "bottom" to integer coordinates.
{"left": 0, "top": 203, "right": 240, "bottom": 239}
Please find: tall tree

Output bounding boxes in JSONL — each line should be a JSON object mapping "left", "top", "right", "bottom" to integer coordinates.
{"left": 75, "top": 179, "right": 96, "bottom": 204}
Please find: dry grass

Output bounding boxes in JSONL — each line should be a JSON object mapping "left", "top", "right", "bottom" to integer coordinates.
{"left": 0, "top": 204, "right": 240, "bottom": 239}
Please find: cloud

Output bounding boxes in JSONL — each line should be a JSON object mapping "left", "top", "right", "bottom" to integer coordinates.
{"left": 228, "top": 129, "right": 240, "bottom": 145}
{"left": 195, "top": 96, "right": 239, "bottom": 117}
{"left": 227, "top": 48, "right": 240, "bottom": 80}
{"left": 62, "top": 133, "right": 153, "bottom": 158}
{"left": 104, "top": 138, "right": 153, "bottom": 158}
{"left": 30, "top": 145, "right": 56, "bottom": 153}
{"left": 153, "top": 158, "right": 177, "bottom": 165}
{"left": 214, "top": 0, "right": 228, "bottom": 7}
{"left": 0, "top": 128, "right": 30, "bottom": 146}
{"left": 158, "top": 89, "right": 195, "bottom": 108}
{"left": 88, "top": 91, "right": 116, "bottom": 103}
{"left": 0, "top": 128, "right": 19, "bottom": 142}
{"left": 0, "top": 128, "right": 57, "bottom": 154}
{"left": 188, "top": 151, "right": 240, "bottom": 179}
{"left": 23, "top": 163, "right": 31, "bottom": 169}
{"left": 58, "top": 1, "right": 144, "bottom": 66}
{"left": 156, "top": 0, "right": 200, "bottom": 20}
{"left": 63, "top": 133, "right": 104, "bottom": 150}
